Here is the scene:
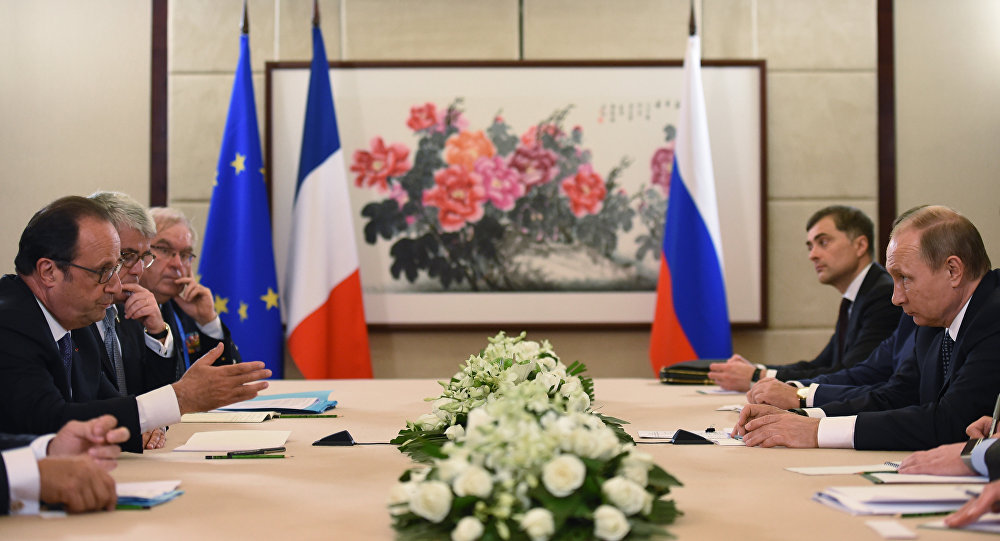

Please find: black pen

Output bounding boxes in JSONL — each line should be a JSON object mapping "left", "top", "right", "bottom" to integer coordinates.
{"left": 206, "top": 454, "right": 286, "bottom": 459}
{"left": 227, "top": 446, "right": 285, "bottom": 457}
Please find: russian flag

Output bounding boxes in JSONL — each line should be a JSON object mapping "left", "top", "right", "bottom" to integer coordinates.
{"left": 649, "top": 29, "right": 732, "bottom": 373}
{"left": 284, "top": 23, "right": 372, "bottom": 379}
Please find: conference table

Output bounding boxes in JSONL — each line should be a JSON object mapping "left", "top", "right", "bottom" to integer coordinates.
{"left": 0, "top": 379, "right": 988, "bottom": 540}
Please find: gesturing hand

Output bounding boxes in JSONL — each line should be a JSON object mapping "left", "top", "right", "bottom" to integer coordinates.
{"left": 171, "top": 344, "right": 271, "bottom": 414}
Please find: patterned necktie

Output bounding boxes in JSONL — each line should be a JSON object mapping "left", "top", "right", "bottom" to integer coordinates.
{"left": 836, "top": 298, "right": 852, "bottom": 359}
{"left": 102, "top": 306, "right": 127, "bottom": 395}
{"left": 58, "top": 333, "right": 73, "bottom": 397}
{"left": 940, "top": 330, "right": 954, "bottom": 383}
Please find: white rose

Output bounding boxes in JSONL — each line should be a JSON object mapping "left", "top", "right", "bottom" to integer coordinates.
{"left": 466, "top": 408, "right": 491, "bottom": 435}
{"left": 416, "top": 413, "right": 443, "bottom": 430}
{"left": 444, "top": 424, "right": 466, "bottom": 441}
{"left": 536, "top": 356, "right": 557, "bottom": 371}
{"left": 565, "top": 390, "right": 590, "bottom": 412}
{"left": 541, "top": 454, "right": 586, "bottom": 497}
{"left": 519, "top": 508, "right": 555, "bottom": 541}
{"left": 453, "top": 465, "right": 493, "bottom": 499}
{"left": 560, "top": 378, "right": 582, "bottom": 396}
{"left": 387, "top": 482, "right": 415, "bottom": 515}
{"left": 618, "top": 452, "right": 653, "bottom": 486}
{"left": 409, "top": 481, "right": 453, "bottom": 523}
{"left": 451, "top": 516, "right": 485, "bottom": 541}
{"left": 535, "top": 371, "right": 561, "bottom": 392}
{"left": 593, "top": 504, "right": 631, "bottom": 541}
{"left": 601, "top": 476, "right": 647, "bottom": 515}
{"left": 437, "top": 456, "right": 470, "bottom": 483}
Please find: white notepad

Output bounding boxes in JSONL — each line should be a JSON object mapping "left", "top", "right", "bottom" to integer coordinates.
{"left": 173, "top": 430, "right": 291, "bottom": 452}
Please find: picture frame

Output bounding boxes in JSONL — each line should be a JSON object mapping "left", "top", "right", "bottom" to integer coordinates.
{"left": 265, "top": 60, "right": 766, "bottom": 327}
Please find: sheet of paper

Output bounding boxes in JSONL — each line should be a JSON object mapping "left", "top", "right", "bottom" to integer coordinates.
{"left": 813, "top": 484, "right": 979, "bottom": 516}
{"left": 117, "top": 480, "right": 181, "bottom": 499}
{"left": 866, "top": 472, "right": 989, "bottom": 484}
{"left": 173, "top": 430, "right": 291, "bottom": 452}
{"left": 218, "top": 397, "right": 317, "bottom": 411}
{"left": 865, "top": 519, "right": 917, "bottom": 540}
{"left": 696, "top": 388, "right": 741, "bottom": 395}
{"left": 921, "top": 512, "right": 1000, "bottom": 534}
{"left": 787, "top": 464, "right": 898, "bottom": 475}
{"left": 716, "top": 404, "right": 744, "bottom": 412}
{"left": 182, "top": 412, "right": 277, "bottom": 423}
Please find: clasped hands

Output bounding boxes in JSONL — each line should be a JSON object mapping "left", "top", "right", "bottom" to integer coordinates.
{"left": 730, "top": 404, "right": 820, "bottom": 448}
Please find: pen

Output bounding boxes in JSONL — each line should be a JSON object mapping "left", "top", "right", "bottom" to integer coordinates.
{"left": 116, "top": 504, "right": 152, "bottom": 510}
{"left": 989, "top": 392, "right": 1000, "bottom": 437}
{"left": 280, "top": 414, "right": 338, "bottom": 418}
{"left": 228, "top": 447, "right": 285, "bottom": 456}
{"left": 205, "top": 454, "right": 286, "bottom": 459}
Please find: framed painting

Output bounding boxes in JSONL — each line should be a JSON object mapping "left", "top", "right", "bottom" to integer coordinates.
{"left": 266, "top": 61, "right": 766, "bottom": 327}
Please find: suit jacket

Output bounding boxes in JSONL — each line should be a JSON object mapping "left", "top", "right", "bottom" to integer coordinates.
{"left": 160, "top": 299, "right": 241, "bottom": 381}
{"left": 822, "top": 269, "right": 1000, "bottom": 450}
{"left": 92, "top": 310, "right": 176, "bottom": 396}
{"left": 0, "top": 433, "right": 39, "bottom": 515}
{"left": 771, "top": 263, "right": 901, "bottom": 381}
{"left": 0, "top": 274, "right": 142, "bottom": 452}
{"left": 800, "top": 316, "right": 915, "bottom": 407}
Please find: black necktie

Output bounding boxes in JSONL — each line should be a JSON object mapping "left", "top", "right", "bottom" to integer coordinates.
{"left": 836, "top": 298, "right": 852, "bottom": 358}
{"left": 940, "top": 330, "right": 954, "bottom": 383}
{"left": 58, "top": 333, "right": 73, "bottom": 397}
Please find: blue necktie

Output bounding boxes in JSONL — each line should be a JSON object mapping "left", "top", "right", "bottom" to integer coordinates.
{"left": 58, "top": 333, "right": 73, "bottom": 398}
{"left": 940, "top": 330, "right": 954, "bottom": 383}
{"left": 102, "top": 306, "right": 127, "bottom": 395}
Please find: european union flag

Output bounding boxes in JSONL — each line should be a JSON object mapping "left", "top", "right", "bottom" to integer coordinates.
{"left": 199, "top": 29, "right": 284, "bottom": 378}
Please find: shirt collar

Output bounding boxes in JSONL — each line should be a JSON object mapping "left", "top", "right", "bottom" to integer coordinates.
{"left": 842, "top": 263, "right": 873, "bottom": 303}
{"left": 947, "top": 295, "right": 972, "bottom": 341}
{"left": 34, "top": 296, "right": 70, "bottom": 344}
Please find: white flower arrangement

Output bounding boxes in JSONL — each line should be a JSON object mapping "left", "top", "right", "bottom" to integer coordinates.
{"left": 389, "top": 379, "right": 681, "bottom": 540}
{"left": 391, "top": 332, "right": 629, "bottom": 463}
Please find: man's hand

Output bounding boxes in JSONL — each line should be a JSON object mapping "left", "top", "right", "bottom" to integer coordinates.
{"left": 898, "top": 442, "right": 975, "bottom": 476}
{"left": 172, "top": 277, "right": 217, "bottom": 326}
{"left": 171, "top": 343, "right": 271, "bottom": 414}
{"left": 121, "top": 283, "right": 167, "bottom": 338}
{"left": 708, "top": 354, "right": 757, "bottom": 392}
{"left": 740, "top": 410, "right": 820, "bottom": 448}
{"left": 38, "top": 456, "right": 117, "bottom": 513}
{"left": 46, "top": 415, "right": 129, "bottom": 470}
{"left": 746, "top": 378, "right": 799, "bottom": 409}
{"left": 731, "top": 403, "right": 788, "bottom": 437}
{"left": 968, "top": 416, "right": 997, "bottom": 439}
{"left": 142, "top": 427, "right": 167, "bottom": 450}
{"left": 945, "top": 479, "right": 1000, "bottom": 528}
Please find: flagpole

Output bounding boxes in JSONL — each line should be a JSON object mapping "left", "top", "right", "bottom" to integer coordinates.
{"left": 313, "top": 0, "right": 319, "bottom": 27}
{"left": 241, "top": 0, "right": 248, "bottom": 35}
{"left": 688, "top": 0, "right": 695, "bottom": 36}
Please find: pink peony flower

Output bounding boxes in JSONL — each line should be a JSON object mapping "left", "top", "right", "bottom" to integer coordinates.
{"left": 508, "top": 143, "right": 560, "bottom": 189}
{"left": 561, "top": 164, "right": 607, "bottom": 217}
{"left": 520, "top": 124, "right": 564, "bottom": 146}
{"left": 650, "top": 142, "right": 675, "bottom": 193}
{"left": 474, "top": 156, "right": 524, "bottom": 211}
{"left": 389, "top": 183, "right": 416, "bottom": 225}
{"left": 435, "top": 107, "right": 469, "bottom": 132}
{"left": 444, "top": 131, "right": 496, "bottom": 172}
{"left": 407, "top": 103, "right": 438, "bottom": 131}
{"left": 422, "top": 165, "right": 486, "bottom": 232}
{"left": 350, "top": 137, "right": 411, "bottom": 193}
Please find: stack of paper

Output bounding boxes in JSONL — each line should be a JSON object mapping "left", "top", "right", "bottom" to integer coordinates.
{"left": 181, "top": 411, "right": 279, "bottom": 423}
{"left": 922, "top": 512, "right": 1000, "bottom": 534}
{"left": 173, "top": 430, "right": 291, "bottom": 452}
{"left": 217, "top": 390, "right": 337, "bottom": 414}
{"left": 117, "top": 480, "right": 183, "bottom": 509}
{"left": 863, "top": 472, "right": 989, "bottom": 484}
{"left": 814, "top": 484, "right": 979, "bottom": 516}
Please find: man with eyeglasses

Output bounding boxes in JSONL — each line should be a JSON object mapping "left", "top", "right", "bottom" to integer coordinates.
{"left": 140, "top": 207, "right": 241, "bottom": 380}
{"left": 0, "top": 196, "right": 271, "bottom": 453}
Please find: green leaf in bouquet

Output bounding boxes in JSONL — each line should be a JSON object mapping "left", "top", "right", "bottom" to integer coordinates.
{"left": 646, "top": 498, "right": 682, "bottom": 525}
{"left": 647, "top": 465, "right": 682, "bottom": 495}
{"left": 627, "top": 517, "right": 676, "bottom": 539}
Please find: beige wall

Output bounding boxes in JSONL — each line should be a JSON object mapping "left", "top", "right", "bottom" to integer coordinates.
{"left": 11, "top": 1, "right": 996, "bottom": 380}
{"left": 0, "top": 0, "right": 151, "bottom": 274}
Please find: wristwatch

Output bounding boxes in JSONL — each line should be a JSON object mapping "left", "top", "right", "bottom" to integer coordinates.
{"left": 145, "top": 322, "right": 170, "bottom": 340}
{"left": 961, "top": 438, "right": 983, "bottom": 471}
{"left": 750, "top": 367, "right": 763, "bottom": 382}
{"left": 796, "top": 386, "right": 809, "bottom": 408}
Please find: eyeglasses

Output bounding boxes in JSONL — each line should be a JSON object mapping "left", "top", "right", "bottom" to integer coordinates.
{"left": 150, "top": 244, "right": 197, "bottom": 264}
{"left": 120, "top": 249, "right": 156, "bottom": 270}
{"left": 56, "top": 258, "right": 125, "bottom": 284}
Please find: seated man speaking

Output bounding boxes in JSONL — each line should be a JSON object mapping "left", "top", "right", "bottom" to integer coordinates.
{"left": 709, "top": 206, "right": 900, "bottom": 392}
{"left": 734, "top": 205, "right": 1000, "bottom": 451}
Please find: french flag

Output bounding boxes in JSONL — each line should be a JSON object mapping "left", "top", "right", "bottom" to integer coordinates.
{"left": 649, "top": 29, "right": 733, "bottom": 373}
{"left": 285, "top": 22, "right": 372, "bottom": 379}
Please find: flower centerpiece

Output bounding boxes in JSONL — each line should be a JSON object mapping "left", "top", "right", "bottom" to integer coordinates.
{"left": 389, "top": 383, "right": 682, "bottom": 540}
{"left": 390, "top": 332, "right": 631, "bottom": 462}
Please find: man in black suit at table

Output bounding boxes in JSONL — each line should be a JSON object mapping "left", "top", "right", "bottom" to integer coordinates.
{"left": 140, "top": 207, "right": 240, "bottom": 380}
{"left": 0, "top": 196, "right": 271, "bottom": 452}
{"left": 1, "top": 415, "right": 127, "bottom": 515}
{"left": 709, "top": 205, "right": 901, "bottom": 392}
{"left": 735, "top": 205, "right": 1000, "bottom": 451}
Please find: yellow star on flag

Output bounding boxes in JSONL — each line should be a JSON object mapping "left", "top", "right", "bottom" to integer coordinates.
{"left": 238, "top": 301, "right": 249, "bottom": 322}
{"left": 230, "top": 152, "right": 246, "bottom": 175}
{"left": 214, "top": 294, "right": 230, "bottom": 315}
{"left": 260, "top": 288, "right": 279, "bottom": 310}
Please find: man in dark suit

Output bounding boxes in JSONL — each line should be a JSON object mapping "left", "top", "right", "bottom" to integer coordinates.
{"left": 709, "top": 205, "right": 901, "bottom": 391}
{"left": 746, "top": 316, "right": 917, "bottom": 409}
{"left": 735, "top": 205, "right": 999, "bottom": 451}
{"left": 0, "top": 196, "right": 271, "bottom": 453}
{"left": 140, "top": 207, "right": 240, "bottom": 381}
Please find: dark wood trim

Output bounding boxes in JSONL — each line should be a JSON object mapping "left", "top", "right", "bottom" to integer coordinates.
{"left": 150, "top": 0, "right": 168, "bottom": 206}
{"left": 877, "top": 0, "right": 896, "bottom": 264}
{"left": 264, "top": 59, "right": 768, "bottom": 330}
